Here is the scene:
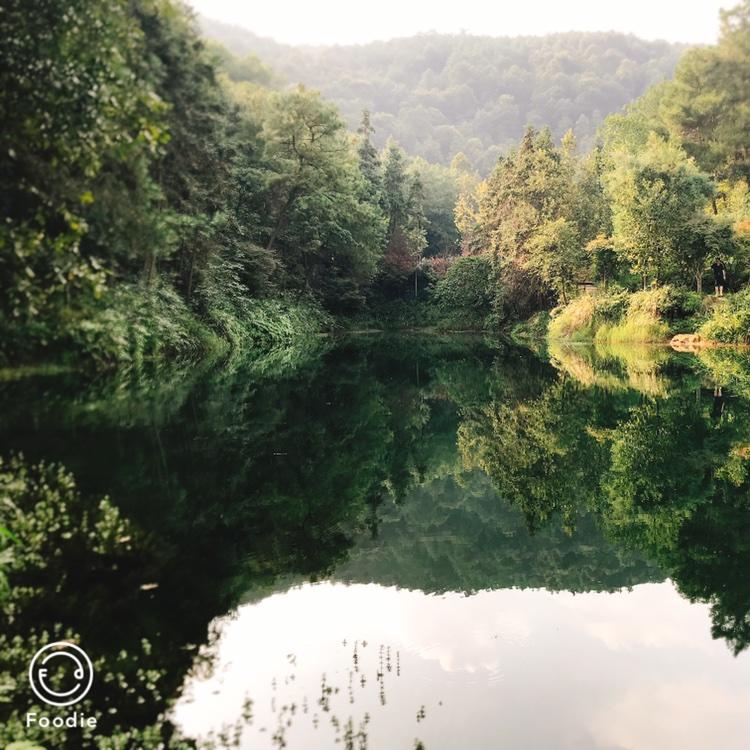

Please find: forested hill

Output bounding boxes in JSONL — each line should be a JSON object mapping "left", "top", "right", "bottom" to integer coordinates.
{"left": 200, "top": 17, "right": 686, "bottom": 171}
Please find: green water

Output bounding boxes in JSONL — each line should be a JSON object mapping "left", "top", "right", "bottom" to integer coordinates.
{"left": 1, "top": 336, "right": 750, "bottom": 748}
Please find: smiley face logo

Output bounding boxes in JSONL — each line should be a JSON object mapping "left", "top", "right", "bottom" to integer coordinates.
{"left": 29, "top": 642, "right": 94, "bottom": 707}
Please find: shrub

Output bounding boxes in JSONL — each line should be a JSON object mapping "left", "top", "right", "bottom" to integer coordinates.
{"left": 432, "top": 256, "right": 493, "bottom": 327}
{"left": 662, "top": 288, "right": 703, "bottom": 319}
{"left": 548, "top": 293, "right": 598, "bottom": 340}
{"left": 592, "top": 287, "right": 630, "bottom": 322}
{"left": 604, "top": 313, "right": 670, "bottom": 344}
{"left": 627, "top": 286, "right": 700, "bottom": 320}
{"left": 548, "top": 286, "right": 630, "bottom": 340}
{"left": 700, "top": 287, "right": 750, "bottom": 343}
{"left": 68, "top": 284, "right": 219, "bottom": 368}
{"left": 549, "top": 285, "right": 676, "bottom": 343}
{"left": 2, "top": 281, "right": 334, "bottom": 370}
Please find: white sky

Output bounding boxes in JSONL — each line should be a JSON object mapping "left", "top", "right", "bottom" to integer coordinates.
{"left": 187, "top": 0, "right": 734, "bottom": 46}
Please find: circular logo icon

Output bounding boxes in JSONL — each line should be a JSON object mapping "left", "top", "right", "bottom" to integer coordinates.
{"left": 29, "top": 642, "right": 94, "bottom": 707}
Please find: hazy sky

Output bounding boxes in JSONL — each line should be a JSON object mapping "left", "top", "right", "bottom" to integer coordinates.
{"left": 187, "top": 0, "right": 733, "bottom": 46}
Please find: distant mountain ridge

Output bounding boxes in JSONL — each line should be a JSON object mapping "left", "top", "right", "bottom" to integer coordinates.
{"left": 200, "top": 16, "right": 687, "bottom": 171}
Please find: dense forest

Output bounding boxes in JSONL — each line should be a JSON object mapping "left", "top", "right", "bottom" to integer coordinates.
{"left": 4, "top": 0, "right": 750, "bottom": 372}
{"left": 0, "top": 0, "right": 467, "bottom": 367}
{"left": 201, "top": 18, "right": 684, "bottom": 171}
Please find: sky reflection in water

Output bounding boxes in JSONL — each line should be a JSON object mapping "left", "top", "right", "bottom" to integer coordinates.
{"left": 175, "top": 581, "right": 750, "bottom": 750}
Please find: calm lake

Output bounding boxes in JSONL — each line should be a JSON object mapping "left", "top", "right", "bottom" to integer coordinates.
{"left": 2, "top": 335, "right": 750, "bottom": 748}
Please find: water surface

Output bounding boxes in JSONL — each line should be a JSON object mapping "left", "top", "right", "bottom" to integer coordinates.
{"left": 1, "top": 336, "right": 749, "bottom": 748}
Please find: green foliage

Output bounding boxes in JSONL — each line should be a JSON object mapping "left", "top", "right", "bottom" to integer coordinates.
{"left": 661, "top": 2, "right": 750, "bottom": 182}
{"left": 526, "top": 217, "right": 585, "bottom": 304}
{"left": 700, "top": 286, "right": 750, "bottom": 343}
{"left": 596, "top": 287, "right": 677, "bottom": 342}
{"left": 69, "top": 284, "right": 220, "bottom": 367}
{"left": 0, "top": 0, "right": 164, "bottom": 326}
{"left": 432, "top": 256, "right": 493, "bottom": 327}
{"left": 586, "top": 235, "right": 622, "bottom": 288}
{"left": 375, "top": 142, "right": 431, "bottom": 295}
{"left": 204, "top": 20, "right": 683, "bottom": 171}
{"left": 599, "top": 312, "right": 670, "bottom": 345}
{"left": 357, "top": 109, "right": 382, "bottom": 201}
{"left": 206, "top": 40, "right": 276, "bottom": 86}
{"left": 408, "top": 158, "right": 461, "bottom": 257}
{"left": 548, "top": 292, "right": 603, "bottom": 340}
{"left": 0, "top": 0, "right": 387, "bottom": 366}
{"left": 676, "top": 214, "right": 735, "bottom": 292}
{"left": 5, "top": 0, "right": 750, "bottom": 358}
{"left": 348, "top": 299, "right": 439, "bottom": 330}
{"left": 476, "top": 127, "right": 576, "bottom": 317}
{"left": 548, "top": 285, "right": 693, "bottom": 342}
{"left": 604, "top": 135, "right": 715, "bottom": 284}
{"left": 510, "top": 311, "right": 551, "bottom": 344}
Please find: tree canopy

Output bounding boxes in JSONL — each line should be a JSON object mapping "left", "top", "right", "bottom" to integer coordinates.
{"left": 202, "top": 19, "right": 684, "bottom": 172}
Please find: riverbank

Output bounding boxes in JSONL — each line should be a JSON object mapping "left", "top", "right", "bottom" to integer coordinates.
{"left": 8, "top": 283, "right": 750, "bottom": 375}
{"left": 545, "top": 286, "right": 750, "bottom": 347}
{"left": 0, "top": 287, "right": 334, "bottom": 371}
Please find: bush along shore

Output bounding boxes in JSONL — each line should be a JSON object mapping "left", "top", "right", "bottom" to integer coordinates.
{"left": 547, "top": 286, "right": 750, "bottom": 347}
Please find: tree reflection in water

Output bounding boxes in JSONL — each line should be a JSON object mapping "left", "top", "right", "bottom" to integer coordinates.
{"left": 1, "top": 336, "right": 750, "bottom": 747}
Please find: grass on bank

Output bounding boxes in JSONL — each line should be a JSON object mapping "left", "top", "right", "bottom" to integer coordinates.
{"left": 0, "top": 284, "right": 333, "bottom": 370}
{"left": 548, "top": 286, "right": 704, "bottom": 343}
{"left": 699, "top": 287, "right": 750, "bottom": 344}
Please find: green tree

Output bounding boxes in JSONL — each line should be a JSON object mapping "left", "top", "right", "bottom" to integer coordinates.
{"left": 382, "top": 140, "right": 409, "bottom": 240}
{"left": 604, "top": 135, "right": 715, "bottom": 286}
{"left": 478, "top": 127, "right": 575, "bottom": 316}
{"left": 260, "top": 86, "right": 386, "bottom": 308}
{"left": 379, "top": 142, "right": 428, "bottom": 292}
{"left": 408, "top": 157, "right": 460, "bottom": 257}
{"left": 357, "top": 109, "right": 382, "bottom": 200}
{"left": 0, "top": 0, "right": 163, "bottom": 327}
{"left": 405, "top": 173, "right": 429, "bottom": 296}
{"left": 677, "top": 215, "right": 735, "bottom": 293}
{"left": 586, "top": 235, "right": 622, "bottom": 289}
{"left": 432, "top": 256, "right": 494, "bottom": 326}
{"left": 205, "top": 20, "right": 684, "bottom": 170}
{"left": 451, "top": 153, "right": 485, "bottom": 254}
{"left": 526, "top": 218, "right": 585, "bottom": 303}
{"left": 662, "top": 2, "right": 750, "bottom": 182}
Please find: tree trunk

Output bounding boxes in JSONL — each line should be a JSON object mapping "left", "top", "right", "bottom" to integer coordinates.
{"left": 266, "top": 188, "right": 300, "bottom": 253}
{"left": 142, "top": 249, "right": 156, "bottom": 286}
{"left": 696, "top": 273, "right": 702, "bottom": 294}
{"left": 185, "top": 248, "right": 195, "bottom": 301}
